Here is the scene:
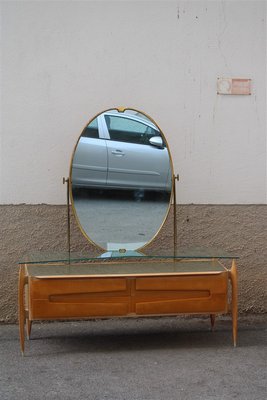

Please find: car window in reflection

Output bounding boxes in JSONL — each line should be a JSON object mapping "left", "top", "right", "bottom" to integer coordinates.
{"left": 81, "top": 117, "right": 99, "bottom": 139}
{"left": 105, "top": 115, "right": 160, "bottom": 145}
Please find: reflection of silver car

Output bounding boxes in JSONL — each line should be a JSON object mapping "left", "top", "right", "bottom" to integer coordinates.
{"left": 71, "top": 111, "right": 172, "bottom": 192}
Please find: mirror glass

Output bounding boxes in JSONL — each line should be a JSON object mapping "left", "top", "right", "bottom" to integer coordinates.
{"left": 70, "top": 108, "right": 173, "bottom": 251}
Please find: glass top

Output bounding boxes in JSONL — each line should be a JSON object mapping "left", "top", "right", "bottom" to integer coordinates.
{"left": 18, "top": 247, "right": 238, "bottom": 265}
{"left": 26, "top": 260, "right": 226, "bottom": 277}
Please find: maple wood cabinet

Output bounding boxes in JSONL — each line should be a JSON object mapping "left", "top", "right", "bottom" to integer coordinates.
{"left": 19, "top": 257, "right": 238, "bottom": 354}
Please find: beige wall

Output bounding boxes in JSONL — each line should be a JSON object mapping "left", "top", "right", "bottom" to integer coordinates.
{"left": 1, "top": 0, "right": 266, "bottom": 204}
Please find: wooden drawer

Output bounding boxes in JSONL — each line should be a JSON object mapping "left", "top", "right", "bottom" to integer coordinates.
{"left": 29, "top": 277, "right": 130, "bottom": 319}
{"left": 134, "top": 273, "right": 228, "bottom": 315}
{"left": 28, "top": 273, "right": 229, "bottom": 319}
{"left": 135, "top": 274, "right": 227, "bottom": 292}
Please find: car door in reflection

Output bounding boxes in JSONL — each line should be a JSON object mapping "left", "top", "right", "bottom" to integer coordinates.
{"left": 104, "top": 114, "right": 170, "bottom": 191}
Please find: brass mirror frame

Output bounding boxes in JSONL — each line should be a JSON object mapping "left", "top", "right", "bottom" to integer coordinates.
{"left": 68, "top": 107, "right": 175, "bottom": 253}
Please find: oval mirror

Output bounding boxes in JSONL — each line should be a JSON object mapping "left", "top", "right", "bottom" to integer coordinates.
{"left": 70, "top": 108, "right": 173, "bottom": 252}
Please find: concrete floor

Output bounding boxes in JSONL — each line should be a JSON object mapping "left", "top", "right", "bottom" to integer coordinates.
{"left": 0, "top": 315, "right": 266, "bottom": 400}
{"left": 73, "top": 189, "right": 170, "bottom": 249}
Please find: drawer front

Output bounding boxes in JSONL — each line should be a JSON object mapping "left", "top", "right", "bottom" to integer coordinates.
{"left": 28, "top": 273, "right": 229, "bottom": 319}
{"left": 135, "top": 274, "right": 227, "bottom": 292}
{"left": 29, "top": 277, "right": 130, "bottom": 319}
{"left": 30, "top": 277, "right": 128, "bottom": 297}
{"left": 134, "top": 273, "right": 228, "bottom": 315}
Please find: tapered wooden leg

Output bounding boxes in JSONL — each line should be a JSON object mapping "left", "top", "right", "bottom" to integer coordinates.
{"left": 229, "top": 259, "right": 238, "bottom": 347}
{"left": 26, "top": 319, "right": 32, "bottom": 340}
{"left": 18, "top": 265, "right": 26, "bottom": 355}
{"left": 210, "top": 314, "right": 216, "bottom": 331}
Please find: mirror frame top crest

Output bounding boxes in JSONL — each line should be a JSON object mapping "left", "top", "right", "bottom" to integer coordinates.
{"left": 69, "top": 107, "right": 174, "bottom": 253}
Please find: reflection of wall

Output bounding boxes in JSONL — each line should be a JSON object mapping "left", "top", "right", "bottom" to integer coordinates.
{"left": 0, "top": 1, "right": 266, "bottom": 321}
{"left": 1, "top": 1, "right": 266, "bottom": 204}
{"left": 0, "top": 205, "right": 266, "bottom": 322}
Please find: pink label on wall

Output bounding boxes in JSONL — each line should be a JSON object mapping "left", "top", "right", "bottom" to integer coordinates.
{"left": 231, "top": 79, "right": 251, "bottom": 95}
{"left": 217, "top": 78, "right": 251, "bottom": 95}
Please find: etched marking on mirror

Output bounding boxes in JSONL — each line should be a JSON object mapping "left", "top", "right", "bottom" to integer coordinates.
{"left": 70, "top": 108, "right": 173, "bottom": 251}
